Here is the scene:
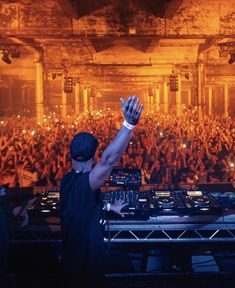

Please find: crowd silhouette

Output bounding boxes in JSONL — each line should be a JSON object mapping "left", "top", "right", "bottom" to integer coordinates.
{"left": 0, "top": 108, "right": 234, "bottom": 190}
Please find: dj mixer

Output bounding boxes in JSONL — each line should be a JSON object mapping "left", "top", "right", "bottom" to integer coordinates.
{"left": 26, "top": 170, "right": 233, "bottom": 220}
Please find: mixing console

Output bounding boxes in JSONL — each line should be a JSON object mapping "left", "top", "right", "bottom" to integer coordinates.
{"left": 28, "top": 187, "right": 227, "bottom": 220}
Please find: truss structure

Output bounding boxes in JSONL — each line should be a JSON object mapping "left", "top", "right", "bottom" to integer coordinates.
{"left": 10, "top": 213, "right": 235, "bottom": 244}
{"left": 104, "top": 221, "right": 235, "bottom": 243}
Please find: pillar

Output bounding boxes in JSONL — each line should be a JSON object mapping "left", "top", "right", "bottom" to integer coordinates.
{"left": 163, "top": 81, "right": 169, "bottom": 114}
{"left": 144, "top": 90, "right": 149, "bottom": 112}
{"left": 208, "top": 85, "right": 212, "bottom": 116}
{"left": 61, "top": 78, "right": 67, "bottom": 118}
{"left": 176, "top": 75, "right": 182, "bottom": 116}
{"left": 197, "top": 62, "right": 205, "bottom": 120}
{"left": 35, "top": 62, "right": 44, "bottom": 123}
{"left": 188, "top": 88, "right": 192, "bottom": 106}
{"left": 149, "top": 90, "right": 154, "bottom": 113}
{"left": 74, "top": 82, "right": 80, "bottom": 115}
{"left": 89, "top": 87, "right": 94, "bottom": 112}
{"left": 224, "top": 84, "right": 229, "bottom": 117}
{"left": 83, "top": 85, "right": 88, "bottom": 113}
{"left": 155, "top": 85, "right": 160, "bottom": 112}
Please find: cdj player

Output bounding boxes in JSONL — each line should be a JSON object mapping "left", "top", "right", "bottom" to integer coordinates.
{"left": 150, "top": 190, "right": 185, "bottom": 215}
{"left": 180, "top": 190, "right": 223, "bottom": 213}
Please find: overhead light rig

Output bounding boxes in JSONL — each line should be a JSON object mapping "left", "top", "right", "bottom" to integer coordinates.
{"left": 217, "top": 41, "right": 235, "bottom": 64}
{"left": 47, "top": 69, "right": 64, "bottom": 80}
{"left": 218, "top": 41, "right": 235, "bottom": 56}
{"left": 0, "top": 46, "right": 21, "bottom": 64}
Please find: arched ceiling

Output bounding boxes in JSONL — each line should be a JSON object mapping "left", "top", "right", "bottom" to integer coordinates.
{"left": 60, "top": 0, "right": 183, "bottom": 19}
{"left": 0, "top": 0, "right": 235, "bottom": 92}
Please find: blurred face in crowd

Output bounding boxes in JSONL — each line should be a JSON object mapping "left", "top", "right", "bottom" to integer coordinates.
{"left": 198, "top": 164, "right": 205, "bottom": 172}
{"left": 0, "top": 112, "right": 234, "bottom": 187}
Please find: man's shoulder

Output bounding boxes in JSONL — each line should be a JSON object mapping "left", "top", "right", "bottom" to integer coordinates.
{"left": 60, "top": 171, "right": 73, "bottom": 187}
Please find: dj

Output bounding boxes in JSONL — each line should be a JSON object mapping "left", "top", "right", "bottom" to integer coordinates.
{"left": 60, "top": 96, "right": 143, "bottom": 288}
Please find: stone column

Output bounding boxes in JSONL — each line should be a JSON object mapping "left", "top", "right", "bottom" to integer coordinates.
{"left": 61, "top": 78, "right": 67, "bottom": 118}
{"left": 155, "top": 85, "right": 160, "bottom": 112}
{"left": 149, "top": 89, "right": 154, "bottom": 113}
{"left": 176, "top": 75, "right": 182, "bottom": 116}
{"left": 74, "top": 82, "right": 80, "bottom": 115}
{"left": 188, "top": 88, "right": 192, "bottom": 106}
{"left": 208, "top": 85, "right": 212, "bottom": 116}
{"left": 144, "top": 90, "right": 148, "bottom": 112}
{"left": 163, "top": 81, "right": 169, "bottom": 114}
{"left": 224, "top": 84, "right": 229, "bottom": 117}
{"left": 197, "top": 62, "right": 205, "bottom": 120}
{"left": 83, "top": 85, "right": 88, "bottom": 113}
{"left": 35, "top": 62, "right": 44, "bottom": 123}
{"left": 89, "top": 87, "right": 94, "bottom": 112}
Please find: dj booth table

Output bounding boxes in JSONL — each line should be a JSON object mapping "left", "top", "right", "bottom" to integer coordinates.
{"left": 5, "top": 184, "right": 235, "bottom": 285}
{"left": 104, "top": 216, "right": 235, "bottom": 244}
{"left": 10, "top": 212, "right": 235, "bottom": 244}
{"left": 9, "top": 201, "right": 235, "bottom": 281}
{"left": 7, "top": 183, "right": 235, "bottom": 245}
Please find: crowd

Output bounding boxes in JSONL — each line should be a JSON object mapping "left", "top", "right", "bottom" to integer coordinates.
{"left": 0, "top": 108, "right": 234, "bottom": 190}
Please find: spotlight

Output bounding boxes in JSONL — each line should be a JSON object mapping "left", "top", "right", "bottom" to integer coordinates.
{"left": 11, "top": 49, "right": 20, "bottom": 58}
{"left": 52, "top": 72, "right": 57, "bottom": 80}
{"left": 1, "top": 51, "right": 11, "bottom": 64}
{"left": 169, "top": 74, "right": 178, "bottom": 91}
{"left": 228, "top": 53, "right": 235, "bottom": 65}
{"left": 63, "top": 77, "right": 73, "bottom": 93}
{"left": 185, "top": 73, "right": 190, "bottom": 80}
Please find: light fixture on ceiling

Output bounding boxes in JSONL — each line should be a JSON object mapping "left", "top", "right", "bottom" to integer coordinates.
{"left": 228, "top": 53, "right": 235, "bottom": 65}
{"left": 11, "top": 48, "right": 20, "bottom": 58}
{"left": 185, "top": 73, "right": 190, "bottom": 80}
{"left": 1, "top": 50, "right": 12, "bottom": 64}
{"left": 52, "top": 72, "right": 57, "bottom": 80}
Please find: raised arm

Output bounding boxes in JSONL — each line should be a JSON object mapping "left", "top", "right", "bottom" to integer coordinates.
{"left": 89, "top": 96, "right": 144, "bottom": 192}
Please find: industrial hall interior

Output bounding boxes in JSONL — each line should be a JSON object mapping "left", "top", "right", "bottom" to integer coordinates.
{"left": 0, "top": 0, "right": 235, "bottom": 288}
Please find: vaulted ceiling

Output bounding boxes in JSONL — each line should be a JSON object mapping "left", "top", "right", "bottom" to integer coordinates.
{"left": 0, "top": 0, "right": 235, "bottom": 92}
{"left": 59, "top": 0, "right": 183, "bottom": 19}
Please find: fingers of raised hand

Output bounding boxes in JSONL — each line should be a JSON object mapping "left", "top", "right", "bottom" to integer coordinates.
{"left": 131, "top": 103, "right": 144, "bottom": 124}
{"left": 128, "top": 95, "right": 136, "bottom": 112}
{"left": 121, "top": 96, "right": 131, "bottom": 113}
{"left": 133, "top": 98, "right": 140, "bottom": 113}
{"left": 121, "top": 95, "right": 143, "bottom": 124}
{"left": 125, "top": 96, "right": 132, "bottom": 110}
{"left": 127, "top": 96, "right": 138, "bottom": 115}
{"left": 136, "top": 104, "right": 144, "bottom": 119}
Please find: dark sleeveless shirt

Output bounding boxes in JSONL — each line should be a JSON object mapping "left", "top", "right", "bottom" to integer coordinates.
{"left": 60, "top": 170, "right": 105, "bottom": 288}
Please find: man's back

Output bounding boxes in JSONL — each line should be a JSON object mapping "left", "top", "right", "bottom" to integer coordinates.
{"left": 60, "top": 170, "right": 105, "bottom": 288}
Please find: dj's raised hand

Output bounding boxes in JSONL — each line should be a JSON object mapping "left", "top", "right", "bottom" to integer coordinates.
{"left": 120, "top": 96, "right": 144, "bottom": 126}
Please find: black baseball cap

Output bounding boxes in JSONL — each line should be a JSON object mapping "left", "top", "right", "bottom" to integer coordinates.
{"left": 70, "top": 132, "right": 98, "bottom": 161}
